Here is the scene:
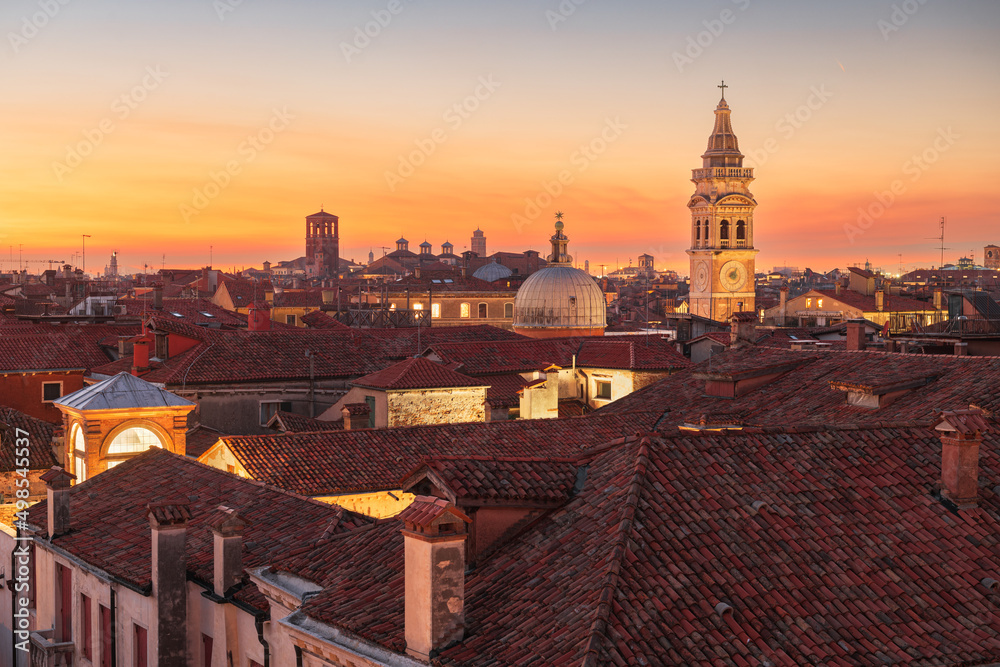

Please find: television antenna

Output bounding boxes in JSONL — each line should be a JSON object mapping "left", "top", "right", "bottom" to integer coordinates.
{"left": 926, "top": 217, "right": 949, "bottom": 268}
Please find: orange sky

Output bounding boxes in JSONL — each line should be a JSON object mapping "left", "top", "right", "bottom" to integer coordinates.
{"left": 2, "top": 0, "right": 998, "bottom": 277}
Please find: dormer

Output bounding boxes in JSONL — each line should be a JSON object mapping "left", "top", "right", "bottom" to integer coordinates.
{"left": 693, "top": 353, "right": 810, "bottom": 399}
{"left": 829, "top": 369, "right": 941, "bottom": 409}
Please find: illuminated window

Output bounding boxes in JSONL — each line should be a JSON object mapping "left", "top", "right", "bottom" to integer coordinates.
{"left": 413, "top": 303, "right": 423, "bottom": 311}
{"left": 817, "top": 299, "right": 823, "bottom": 308}
{"left": 389, "top": 303, "right": 396, "bottom": 311}
{"left": 806, "top": 298, "right": 812, "bottom": 308}
{"left": 460, "top": 303, "right": 470, "bottom": 318}
{"left": 106, "top": 427, "right": 162, "bottom": 454}
{"left": 431, "top": 303, "right": 441, "bottom": 318}
{"left": 74, "top": 455, "right": 87, "bottom": 483}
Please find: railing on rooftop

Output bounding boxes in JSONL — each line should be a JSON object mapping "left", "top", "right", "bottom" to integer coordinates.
{"left": 30, "top": 629, "right": 74, "bottom": 667}
{"left": 691, "top": 167, "right": 754, "bottom": 180}
{"left": 327, "top": 308, "right": 430, "bottom": 329}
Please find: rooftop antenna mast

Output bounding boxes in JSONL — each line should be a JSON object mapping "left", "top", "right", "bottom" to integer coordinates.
{"left": 926, "top": 217, "right": 949, "bottom": 268}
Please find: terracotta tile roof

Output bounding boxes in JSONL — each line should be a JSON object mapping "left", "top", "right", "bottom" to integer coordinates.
{"left": 352, "top": 357, "right": 485, "bottom": 390}
{"left": 269, "top": 424, "right": 1000, "bottom": 665}
{"left": 600, "top": 346, "right": 1000, "bottom": 431}
{"left": 266, "top": 410, "right": 340, "bottom": 433}
{"left": 404, "top": 456, "right": 583, "bottom": 504}
{"left": 215, "top": 278, "right": 273, "bottom": 308}
{"left": 558, "top": 400, "right": 592, "bottom": 418}
{"left": 395, "top": 495, "right": 470, "bottom": 528}
{"left": 184, "top": 423, "right": 226, "bottom": 459}
{"left": 363, "top": 325, "right": 526, "bottom": 361}
{"left": 812, "top": 288, "right": 935, "bottom": 313}
{"left": 213, "top": 412, "right": 657, "bottom": 496}
{"left": 0, "top": 323, "right": 136, "bottom": 372}
{"left": 26, "top": 448, "right": 373, "bottom": 609}
{"left": 300, "top": 310, "right": 350, "bottom": 330}
{"left": 483, "top": 373, "right": 531, "bottom": 409}
{"left": 429, "top": 336, "right": 689, "bottom": 375}
{"left": 115, "top": 297, "right": 246, "bottom": 327}
{"left": 0, "top": 407, "right": 57, "bottom": 472}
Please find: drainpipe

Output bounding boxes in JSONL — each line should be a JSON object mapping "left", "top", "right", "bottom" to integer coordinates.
{"left": 110, "top": 585, "right": 118, "bottom": 667}
{"left": 254, "top": 614, "right": 270, "bottom": 667}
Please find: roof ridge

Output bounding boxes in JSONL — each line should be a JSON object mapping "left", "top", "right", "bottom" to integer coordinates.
{"left": 580, "top": 437, "right": 650, "bottom": 666}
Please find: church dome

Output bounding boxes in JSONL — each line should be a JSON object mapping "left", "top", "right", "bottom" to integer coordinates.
{"left": 473, "top": 260, "right": 513, "bottom": 282}
{"left": 513, "top": 214, "right": 605, "bottom": 338}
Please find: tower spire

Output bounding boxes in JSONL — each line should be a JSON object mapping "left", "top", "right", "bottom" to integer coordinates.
{"left": 718, "top": 79, "right": 728, "bottom": 101}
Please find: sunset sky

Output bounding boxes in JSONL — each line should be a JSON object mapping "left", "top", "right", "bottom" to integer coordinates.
{"left": 2, "top": 0, "right": 998, "bottom": 277}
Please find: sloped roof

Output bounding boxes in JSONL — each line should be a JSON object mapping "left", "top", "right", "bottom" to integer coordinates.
{"left": 811, "top": 289, "right": 935, "bottom": 313}
{"left": 271, "top": 424, "right": 1000, "bottom": 665}
{"left": 26, "top": 448, "right": 373, "bottom": 610}
{"left": 212, "top": 412, "right": 656, "bottom": 496}
{"left": 405, "top": 455, "right": 583, "bottom": 503}
{"left": 0, "top": 407, "right": 57, "bottom": 472}
{"left": 54, "top": 371, "right": 195, "bottom": 411}
{"left": 352, "top": 357, "right": 486, "bottom": 390}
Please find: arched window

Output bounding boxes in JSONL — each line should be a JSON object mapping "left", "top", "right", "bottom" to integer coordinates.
{"left": 504, "top": 302, "right": 513, "bottom": 318}
{"left": 71, "top": 423, "right": 86, "bottom": 483}
{"left": 720, "top": 220, "right": 730, "bottom": 240}
{"left": 107, "top": 426, "right": 163, "bottom": 455}
{"left": 736, "top": 220, "right": 746, "bottom": 240}
{"left": 695, "top": 220, "right": 701, "bottom": 240}
{"left": 702, "top": 220, "right": 710, "bottom": 244}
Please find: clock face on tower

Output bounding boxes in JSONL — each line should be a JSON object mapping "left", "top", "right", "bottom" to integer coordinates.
{"left": 720, "top": 261, "right": 748, "bottom": 292}
{"left": 694, "top": 261, "right": 710, "bottom": 292}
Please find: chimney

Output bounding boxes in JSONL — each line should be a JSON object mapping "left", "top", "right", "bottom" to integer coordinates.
{"left": 954, "top": 342, "right": 968, "bottom": 356}
{"left": 933, "top": 288, "right": 945, "bottom": 311}
{"left": 132, "top": 339, "right": 151, "bottom": 375}
{"left": 875, "top": 288, "right": 886, "bottom": 312}
{"left": 247, "top": 302, "right": 271, "bottom": 332}
{"left": 835, "top": 281, "right": 842, "bottom": 296}
{"left": 935, "top": 410, "right": 988, "bottom": 509}
{"left": 398, "top": 496, "right": 471, "bottom": 661}
{"left": 153, "top": 282, "right": 164, "bottom": 310}
{"left": 40, "top": 467, "right": 76, "bottom": 538}
{"left": 292, "top": 276, "right": 302, "bottom": 289}
{"left": 778, "top": 284, "right": 788, "bottom": 324}
{"left": 208, "top": 506, "right": 247, "bottom": 597}
{"left": 342, "top": 402, "right": 371, "bottom": 430}
{"left": 414, "top": 266, "right": 421, "bottom": 279}
{"left": 729, "top": 311, "right": 757, "bottom": 347}
{"left": 845, "top": 319, "right": 866, "bottom": 351}
{"left": 146, "top": 501, "right": 191, "bottom": 667}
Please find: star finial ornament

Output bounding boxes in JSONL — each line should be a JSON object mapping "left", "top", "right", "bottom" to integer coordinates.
{"left": 555, "top": 211, "right": 564, "bottom": 220}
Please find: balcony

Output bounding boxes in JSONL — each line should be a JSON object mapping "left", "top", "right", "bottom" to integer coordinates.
{"left": 30, "top": 630, "right": 74, "bottom": 667}
{"left": 691, "top": 167, "right": 754, "bottom": 180}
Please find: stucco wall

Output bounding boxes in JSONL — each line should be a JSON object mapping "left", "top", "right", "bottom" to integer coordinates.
{"left": 386, "top": 387, "right": 486, "bottom": 428}
{"left": 317, "top": 490, "right": 415, "bottom": 519}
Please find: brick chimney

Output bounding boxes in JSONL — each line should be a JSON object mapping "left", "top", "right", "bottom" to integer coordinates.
{"left": 208, "top": 506, "right": 246, "bottom": 597}
{"left": 153, "top": 282, "right": 164, "bottom": 310}
{"left": 247, "top": 302, "right": 271, "bottom": 332}
{"left": 398, "top": 496, "right": 471, "bottom": 660}
{"left": 146, "top": 501, "right": 191, "bottom": 667}
{"left": 934, "top": 409, "right": 988, "bottom": 509}
{"left": 40, "top": 467, "right": 76, "bottom": 538}
{"left": 132, "top": 339, "right": 151, "bottom": 375}
{"left": 778, "top": 284, "right": 788, "bottom": 324}
{"left": 342, "top": 402, "right": 371, "bottom": 430}
{"left": 875, "top": 288, "right": 886, "bottom": 312}
{"left": 729, "top": 312, "right": 757, "bottom": 347}
{"left": 845, "top": 319, "right": 866, "bottom": 351}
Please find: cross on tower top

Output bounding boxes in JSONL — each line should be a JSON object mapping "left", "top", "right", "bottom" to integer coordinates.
{"left": 718, "top": 80, "right": 728, "bottom": 99}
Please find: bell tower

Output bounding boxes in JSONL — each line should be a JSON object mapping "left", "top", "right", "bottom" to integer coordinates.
{"left": 686, "top": 82, "right": 758, "bottom": 321}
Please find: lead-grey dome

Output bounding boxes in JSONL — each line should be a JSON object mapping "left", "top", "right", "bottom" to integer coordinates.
{"left": 473, "top": 261, "right": 513, "bottom": 282}
{"left": 513, "top": 265, "right": 605, "bottom": 331}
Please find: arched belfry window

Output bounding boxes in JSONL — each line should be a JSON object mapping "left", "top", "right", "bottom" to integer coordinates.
{"left": 736, "top": 220, "right": 746, "bottom": 240}
{"left": 720, "top": 220, "right": 730, "bottom": 240}
{"left": 695, "top": 220, "right": 701, "bottom": 240}
{"left": 702, "top": 220, "right": 709, "bottom": 244}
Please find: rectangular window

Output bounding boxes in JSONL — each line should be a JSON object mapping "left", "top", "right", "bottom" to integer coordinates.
{"left": 100, "top": 605, "right": 112, "bottom": 667}
{"left": 478, "top": 303, "right": 487, "bottom": 318}
{"left": 202, "top": 634, "right": 213, "bottom": 667}
{"left": 58, "top": 564, "right": 72, "bottom": 642}
{"left": 365, "top": 395, "right": 376, "bottom": 428}
{"left": 460, "top": 303, "right": 470, "bottom": 318}
{"left": 75, "top": 454, "right": 87, "bottom": 483}
{"left": 259, "top": 401, "right": 292, "bottom": 425}
{"left": 285, "top": 314, "right": 296, "bottom": 325}
{"left": 817, "top": 298, "right": 824, "bottom": 308}
{"left": 134, "top": 624, "right": 148, "bottom": 667}
{"left": 504, "top": 302, "right": 513, "bottom": 318}
{"left": 42, "top": 381, "right": 62, "bottom": 402}
{"left": 595, "top": 381, "right": 612, "bottom": 400}
{"left": 431, "top": 303, "right": 441, "bottom": 318}
{"left": 806, "top": 298, "right": 812, "bottom": 308}
{"left": 81, "top": 594, "right": 93, "bottom": 660}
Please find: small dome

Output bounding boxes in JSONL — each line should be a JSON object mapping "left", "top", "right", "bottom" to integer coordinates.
{"left": 473, "top": 261, "right": 513, "bottom": 282}
{"left": 513, "top": 266, "right": 605, "bottom": 333}
{"left": 420, "top": 240, "right": 432, "bottom": 248}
